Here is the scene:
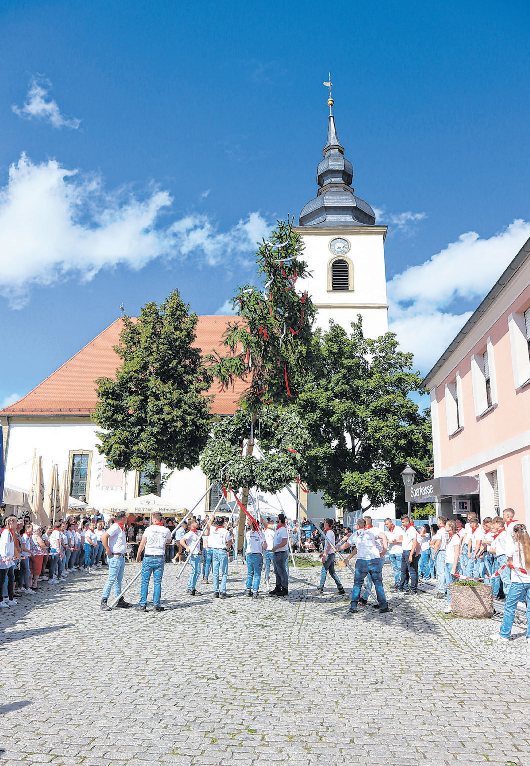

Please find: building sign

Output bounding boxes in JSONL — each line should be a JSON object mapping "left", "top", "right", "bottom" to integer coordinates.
{"left": 406, "top": 476, "right": 479, "bottom": 503}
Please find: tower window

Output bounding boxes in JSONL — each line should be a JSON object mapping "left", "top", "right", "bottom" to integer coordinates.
{"left": 331, "top": 259, "right": 350, "bottom": 291}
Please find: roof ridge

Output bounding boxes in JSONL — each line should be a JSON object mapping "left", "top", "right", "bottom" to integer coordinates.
{"left": 0, "top": 317, "right": 123, "bottom": 415}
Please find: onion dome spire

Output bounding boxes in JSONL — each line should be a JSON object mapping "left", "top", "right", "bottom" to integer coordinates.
{"left": 299, "top": 76, "right": 376, "bottom": 228}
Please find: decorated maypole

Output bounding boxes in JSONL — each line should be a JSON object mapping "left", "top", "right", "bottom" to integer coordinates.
{"left": 205, "top": 217, "right": 316, "bottom": 552}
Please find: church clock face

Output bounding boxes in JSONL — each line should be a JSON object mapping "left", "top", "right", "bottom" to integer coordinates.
{"left": 329, "top": 237, "right": 350, "bottom": 256}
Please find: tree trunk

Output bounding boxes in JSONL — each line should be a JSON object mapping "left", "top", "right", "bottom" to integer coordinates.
{"left": 236, "top": 414, "right": 257, "bottom": 554}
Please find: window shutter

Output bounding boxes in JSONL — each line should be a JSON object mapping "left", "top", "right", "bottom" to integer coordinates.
{"left": 331, "top": 259, "right": 349, "bottom": 291}
{"left": 209, "top": 482, "right": 223, "bottom": 511}
{"left": 524, "top": 308, "right": 530, "bottom": 340}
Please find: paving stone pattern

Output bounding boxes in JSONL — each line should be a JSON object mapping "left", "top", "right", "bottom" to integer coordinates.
{"left": 1, "top": 560, "right": 529, "bottom": 766}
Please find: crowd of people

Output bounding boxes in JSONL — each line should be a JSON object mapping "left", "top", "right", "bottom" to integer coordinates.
{"left": 1, "top": 505, "right": 529, "bottom": 644}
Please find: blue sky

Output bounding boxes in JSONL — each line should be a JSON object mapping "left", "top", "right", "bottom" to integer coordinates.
{"left": 1, "top": 0, "right": 530, "bottom": 407}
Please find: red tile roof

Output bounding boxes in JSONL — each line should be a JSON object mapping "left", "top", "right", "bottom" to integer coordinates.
{"left": 0, "top": 316, "right": 248, "bottom": 417}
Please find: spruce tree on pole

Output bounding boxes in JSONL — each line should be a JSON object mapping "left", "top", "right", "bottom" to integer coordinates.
{"left": 93, "top": 290, "right": 213, "bottom": 485}
{"left": 206, "top": 217, "right": 316, "bottom": 550}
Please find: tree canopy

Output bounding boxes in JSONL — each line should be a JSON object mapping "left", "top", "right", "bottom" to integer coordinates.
{"left": 295, "top": 319, "right": 432, "bottom": 514}
{"left": 93, "top": 290, "right": 213, "bottom": 477}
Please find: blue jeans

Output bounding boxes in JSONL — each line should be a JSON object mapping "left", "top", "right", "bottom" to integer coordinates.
{"left": 246, "top": 553, "right": 263, "bottom": 592}
{"left": 84, "top": 543, "right": 93, "bottom": 569}
{"left": 436, "top": 550, "right": 448, "bottom": 593}
{"left": 471, "top": 555, "right": 485, "bottom": 579}
{"left": 202, "top": 548, "right": 213, "bottom": 579}
{"left": 64, "top": 550, "right": 71, "bottom": 571}
{"left": 273, "top": 551, "right": 289, "bottom": 591}
{"left": 459, "top": 548, "right": 469, "bottom": 577}
{"left": 20, "top": 558, "right": 30, "bottom": 588}
{"left": 319, "top": 554, "right": 343, "bottom": 591}
{"left": 419, "top": 550, "right": 431, "bottom": 578}
{"left": 95, "top": 542, "right": 104, "bottom": 565}
{"left": 264, "top": 550, "right": 274, "bottom": 580}
{"left": 400, "top": 553, "right": 420, "bottom": 594}
{"left": 212, "top": 548, "right": 228, "bottom": 593}
{"left": 49, "top": 550, "right": 63, "bottom": 579}
{"left": 500, "top": 581, "right": 530, "bottom": 639}
{"left": 139, "top": 555, "right": 165, "bottom": 606}
{"left": 351, "top": 558, "right": 387, "bottom": 608}
{"left": 493, "top": 554, "right": 512, "bottom": 597}
{"left": 102, "top": 555, "right": 125, "bottom": 600}
{"left": 445, "top": 563, "right": 457, "bottom": 604}
{"left": 388, "top": 553, "right": 402, "bottom": 586}
{"left": 187, "top": 554, "right": 202, "bottom": 591}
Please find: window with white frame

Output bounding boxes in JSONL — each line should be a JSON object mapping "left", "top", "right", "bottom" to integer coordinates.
{"left": 445, "top": 375, "right": 463, "bottom": 436}
{"left": 508, "top": 309, "right": 530, "bottom": 389}
{"left": 471, "top": 340, "right": 497, "bottom": 417}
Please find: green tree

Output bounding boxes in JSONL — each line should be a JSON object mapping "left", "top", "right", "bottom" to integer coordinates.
{"left": 93, "top": 290, "right": 213, "bottom": 482}
{"left": 296, "top": 319, "right": 432, "bottom": 514}
{"left": 206, "top": 218, "right": 316, "bottom": 549}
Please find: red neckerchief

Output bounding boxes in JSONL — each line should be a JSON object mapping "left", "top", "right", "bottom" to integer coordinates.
{"left": 388, "top": 524, "right": 395, "bottom": 532}
{"left": 493, "top": 530, "right": 504, "bottom": 540}
{"left": 115, "top": 522, "right": 125, "bottom": 530}
{"left": 471, "top": 527, "right": 479, "bottom": 535}
{"left": 215, "top": 526, "right": 225, "bottom": 531}
{"left": 365, "top": 525, "right": 373, "bottom": 530}
{"left": 277, "top": 524, "right": 286, "bottom": 529}
{"left": 153, "top": 522, "right": 165, "bottom": 527}
{"left": 448, "top": 532, "right": 456, "bottom": 539}
{"left": 506, "top": 519, "right": 517, "bottom": 526}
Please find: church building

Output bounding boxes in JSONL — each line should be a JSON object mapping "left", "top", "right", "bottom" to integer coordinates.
{"left": 0, "top": 95, "right": 389, "bottom": 519}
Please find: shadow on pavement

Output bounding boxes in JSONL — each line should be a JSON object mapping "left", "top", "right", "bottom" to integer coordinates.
{"left": 0, "top": 624, "right": 72, "bottom": 648}
{"left": 0, "top": 700, "right": 32, "bottom": 714}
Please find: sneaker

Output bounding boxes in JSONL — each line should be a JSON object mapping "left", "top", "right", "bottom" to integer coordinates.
{"left": 202, "top": 577, "right": 208, "bottom": 583}
{"left": 246, "top": 588, "right": 252, "bottom": 597}
{"left": 153, "top": 606, "right": 165, "bottom": 612}
{"left": 115, "top": 597, "right": 132, "bottom": 609}
{"left": 378, "top": 606, "right": 392, "bottom": 613}
{"left": 252, "top": 592, "right": 259, "bottom": 599}
{"left": 371, "top": 603, "right": 382, "bottom": 609}
{"left": 213, "top": 592, "right": 219, "bottom": 598}
{"left": 337, "top": 588, "right": 346, "bottom": 595}
{"left": 359, "top": 597, "right": 368, "bottom": 606}
{"left": 26, "top": 589, "right": 36, "bottom": 595}
{"left": 490, "top": 633, "right": 509, "bottom": 641}
{"left": 100, "top": 599, "right": 111, "bottom": 611}
{"left": 316, "top": 587, "right": 324, "bottom": 594}
{"left": 8, "top": 599, "right": 17, "bottom": 606}
{"left": 19, "top": 587, "right": 28, "bottom": 593}
{"left": 40, "top": 575, "right": 49, "bottom": 580}
{"left": 219, "top": 592, "right": 228, "bottom": 599}
{"left": 96, "top": 563, "right": 102, "bottom": 568}
{"left": 348, "top": 606, "right": 358, "bottom": 613}
{"left": 434, "top": 592, "right": 446, "bottom": 599}
{"left": 444, "top": 605, "right": 452, "bottom": 613}
{"left": 135, "top": 604, "right": 147, "bottom": 612}
{"left": 50, "top": 578, "right": 59, "bottom": 584}
{"left": 0, "top": 601, "right": 8, "bottom": 608}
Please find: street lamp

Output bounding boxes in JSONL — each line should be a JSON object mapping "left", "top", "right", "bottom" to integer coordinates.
{"left": 401, "top": 464, "right": 416, "bottom": 517}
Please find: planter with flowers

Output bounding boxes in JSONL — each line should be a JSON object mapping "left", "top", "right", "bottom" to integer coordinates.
{"left": 449, "top": 579, "right": 494, "bottom": 618}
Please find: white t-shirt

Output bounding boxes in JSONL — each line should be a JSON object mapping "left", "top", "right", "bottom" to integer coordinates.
{"left": 21, "top": 533, "right": 32, "bottom": 554}
{"left": 484, "top": 530, "right": 494, "bottom": 552}
{"left": 74, "top": 531, "right": 82, "bottom": 549}
{"left": 182, "top": 529, "right": 202, "bottom": 555}
{"left": 174, "top": 527, "right": 186, "bottom": 542}
{"left": 348, "top": 527, "right": 383, "bottom": 560}
{"left": 264, "top": 528, "right": 275, "bottom": 551}
{"left": 84, "top": 529, "right": 95, "bottom": 546}
{"left": 505, "top": 519, "right": 519, "bottom": 538}
{"left": 142, "top": 524, "right": 172, "bottom": 556}
{"left": 106, "top": 523, "right": 127, "bottom": 554}
{"left": 505, "top": 537, "right": 530, "bottom": 583}
{"left": 49, "top": 530, "right": 63, "bottom": 552}
{"left": 323, "top": 529, "right": 336, "bottom": 557}
{"left": 208, "top": 526, "right": 232, "bottom": 550}
{"left": 94, "top": 528, "right": 104, "bottom": 542}
{"left": 246, "top": 529, "right": 266, "bottom": 555}
{"left": 420, "top": 532, "right": 431, "bottom": 552}
{"left": 491, "top": 529, "right": 508, "bottom": 556}
{"left": 446, "top": 534, "right": 461, "bottom": 566}
{"left": 0, "top": 528, "right": 15, "bottom": 565}
{"left": 401, "top": 525, "right": 420, "bottom": 553}
{"left": 470, "top": 526, "right": 484, "bottom": 551}
{"left": 272, "top": 525, "right": 289, "bottom": 552}
{"left": 434, "top": 527, "right": 448, "bottom": 552}
{"left": 385, "top": 526, "right": 403, "bottom": 555}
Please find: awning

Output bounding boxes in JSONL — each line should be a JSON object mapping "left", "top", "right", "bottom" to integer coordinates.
{"left": 406, "top": 476, "right": 479, "bottom": 503}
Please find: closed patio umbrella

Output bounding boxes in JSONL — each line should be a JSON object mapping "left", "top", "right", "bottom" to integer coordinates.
{"left": 29, "top": 450, "right": 48, "bottom": 527}
{"left": 44, "top": 464, "right": 61, "bottom": 524}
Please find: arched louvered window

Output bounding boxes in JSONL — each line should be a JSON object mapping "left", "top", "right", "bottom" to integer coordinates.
{"left": 331, "top": 259, "right": 350, "bottom": 291}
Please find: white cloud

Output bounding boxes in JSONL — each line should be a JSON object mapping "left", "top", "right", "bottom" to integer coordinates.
{"left": 200, "top": 189, "right": 211, "bottom": 199}
{"left": 215, "top": 299, "right": 237, "bottom": 316}
{"left": 373, "top": 206, "right": 426, "bottom": 234}
{"left": 388, "top": 219, "right": 530, "bottom": 372}
{"left": 0, "top": 393, "right": 23, "bottom": 409}
{"left": 0, "top": 154, "right": 273, "bottom": 308}
{"left": 13, "top": 77, "right": 81, "bottom": 130}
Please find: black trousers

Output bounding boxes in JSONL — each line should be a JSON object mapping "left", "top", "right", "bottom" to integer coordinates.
{"left": 400, "top": 553, "right": 420, "bottom": 593}
{"left": 0, "top": 566, "right": 15, "bottom": 601}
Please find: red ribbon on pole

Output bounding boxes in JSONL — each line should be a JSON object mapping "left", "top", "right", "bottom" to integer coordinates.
{"left": 226, "top": 486, "right": 260, "bottom": 531}
{"left": 284, "top": 364, "right": 292, "bottom": 397}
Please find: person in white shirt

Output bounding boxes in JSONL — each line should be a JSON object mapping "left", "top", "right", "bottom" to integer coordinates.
{"left": 503, "top": 508, "right": 519, "bottom": 538}
{"left": 337, "top": 517, "right": 389, "bottom": 613}
{"left": 94, "top": 520, "right": 105, "bottom": 567}
{"left": 0, "top": 516, "right": 19, "bottom": 607}
{"left": 49, "top": 521, "right": 65, "bottom": 583}
{"left": 263, "top": 520, "right": 275, "bottom": 583}
{"left": 101, "top": 511, "right": 131, "bottom": 611}
{"left": 316, "top": 518, "right": 345, "bottom": 595}
{"left": 181, "top": 519, "right": 203, "bottom": 596}
{"left": 489, "top": 516, "right": 511, "bottom": 599}
{"left": 418, "top": 524, "right": 432, "bottom": 581}
{"left": 460, "top": 512, "right": 478, "bottom": 577}
{"left": 431, "top": 516, "right": 449, "bottom": 598}
{"left": 202, "top": 515, "right": 213, "bottom": 583}
{"left": 445, "top": 520, "right": 461, "bottom": 613}
{"left": 203, "top": 516, "right": 232, "bottom": 598}
{"left": 492, "top": 523, "right": 530, "bottom": 642}
{"left": 245, "top": 521, "right": 266, "bottom": 598}
{"left": 470, "top": 518, "right": 491, "bottom": 580}
{"left": 269, "top": 513, "right": 289, "bottom": 597}
{"left": 172, "top": 521, "right": 188, "bottom": 563}
{"left": 135, "top": 512, "right": 172, "bottom": 611}
{"left": 399, "top": 517, "right": 421, "bottom": 595}
{"left": 384, "top": 518, "right": 403, "bottom": 589}
{"left": 467, "top": 518, "right": 486, "bottom": 579}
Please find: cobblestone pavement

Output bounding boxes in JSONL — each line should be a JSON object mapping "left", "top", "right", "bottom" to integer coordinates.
{"left": 1, "top": 559, "right": 529, "bottom": 766}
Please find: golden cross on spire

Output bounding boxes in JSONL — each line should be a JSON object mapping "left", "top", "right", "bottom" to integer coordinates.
{"left": 323, "top": 73, "right": 334, "bottom": 115}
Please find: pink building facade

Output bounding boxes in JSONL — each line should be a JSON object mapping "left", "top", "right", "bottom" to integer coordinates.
{"left": 422, "top": 236, "right": 530, "bottom": 525}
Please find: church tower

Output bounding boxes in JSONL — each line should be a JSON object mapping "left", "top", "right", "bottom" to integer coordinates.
{"left": 295, "top": 84, "right": 388, "bottom": 339}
